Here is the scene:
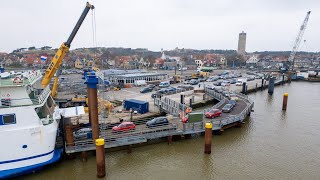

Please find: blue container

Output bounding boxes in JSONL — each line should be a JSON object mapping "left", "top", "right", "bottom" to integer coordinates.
{"left": 123, "top": 99, "right": 149, "bottom": 114}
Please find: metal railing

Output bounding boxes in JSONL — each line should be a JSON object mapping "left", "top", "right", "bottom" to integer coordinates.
{"left": 65, "top": 85, "right": 255, "bottom": 153}
{"left": 38, "top": 86, "right": 51, "bottom": 104}
{"left": 0, "top": 70, "right": 42, "bottom": 87}
{"left": 0, "top": 86, "right": 51, "bottom": 108}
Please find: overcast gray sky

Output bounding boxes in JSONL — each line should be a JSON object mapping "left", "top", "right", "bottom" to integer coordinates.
{"left": 1, "top": 0, "right": 319, "bottom": 53}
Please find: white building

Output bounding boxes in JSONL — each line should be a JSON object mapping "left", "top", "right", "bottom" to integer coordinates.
{"left": 246, "top": 54, "right": 259, "bottom": 64}
{"left": 195, "top": 59, "right": 204, "bottom": 68}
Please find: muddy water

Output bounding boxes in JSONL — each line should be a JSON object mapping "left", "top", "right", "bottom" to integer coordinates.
{"left": 22, "top": 82, "right": 320, "bottom": 180}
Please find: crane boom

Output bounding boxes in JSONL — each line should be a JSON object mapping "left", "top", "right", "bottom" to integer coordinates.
{"left": 288, "top": 11, "right": 311, "bottom": 70}
{"left": 41, "top": 2, "right": 94, "bottom": 88}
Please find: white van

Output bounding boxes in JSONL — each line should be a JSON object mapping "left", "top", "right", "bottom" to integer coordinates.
{"left": 159, "top": 81, "right": 170, "bottom": 88}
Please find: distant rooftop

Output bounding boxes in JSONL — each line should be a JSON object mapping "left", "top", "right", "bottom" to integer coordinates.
{"left": 102, "top": 69, "right": 148, "bottom": 76}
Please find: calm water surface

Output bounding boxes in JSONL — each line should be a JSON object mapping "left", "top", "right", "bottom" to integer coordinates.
{"left": 22, "top": 82, "right": 320, "bottom": 180}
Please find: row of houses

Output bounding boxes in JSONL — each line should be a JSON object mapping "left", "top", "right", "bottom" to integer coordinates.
{"left": 245, "top": 54, "right": 320, "bottom": 68}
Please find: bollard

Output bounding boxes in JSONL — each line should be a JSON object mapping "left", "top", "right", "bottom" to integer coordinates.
{"left": 204, "top": 122, "right": 213, "bottom": 154}
{"left": 261, "top": 79, "right": 264, "bottom": 90}
{"left": 95, "top": 138, "right": 106, "bottom": 178}
{"left": 282, "top": 74, "right": 285, "bottom": 85}
{"left": 180, "top": 93, "right": 184, "bottom": 104}
{"left": 242, "top": 82, "right": 247, "bottom": 94}
{"left": 268, "top": 77, "right": 275, "bottom": 95}
{"left": 255, "top": 83, "right": 258, "bottom": 91}
{"left": 189, "top": 98, "right": 192, "bottom": 107}
{"left": 282, "top": 93, "right": 289, "bottom": 111}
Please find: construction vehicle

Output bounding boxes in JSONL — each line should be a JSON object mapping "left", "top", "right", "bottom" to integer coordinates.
{"left": 41, "top": 2, "right": 95, "bottom": 97}
{"left": 169, "top": 75, "right": 181, "bottom": 84}
{"left": 191, "top": 71, "right": 209, "bottom": 79}
{"left": 285, "top": 11, "right": 311, "bottom": 72}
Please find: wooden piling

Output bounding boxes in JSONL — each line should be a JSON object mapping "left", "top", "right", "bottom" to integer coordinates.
{"left": 88, "top": 87, "right": 99, "bottom": 140}
{"left": 95, "top": 139, "right": 106, "bottom": 178}
{"left": 80, "top": 151, "right": 88, "bottom": 162}
{"left": 204, "top": 123, "right": 212, "bottom": 154}
{"left": 167, "top": 136, "right": 173, "bottom": 145}
{"left": 65, "top": 125, "right": 74, "bottom": 147}
{"left": 268, "top": 77, "right": 275, "bottom": 95}
{"left": 127, "top": 145, "right": 132, "bottom": 153}
{"left": 282, "top": 93, "right": 289, "bottom": 111}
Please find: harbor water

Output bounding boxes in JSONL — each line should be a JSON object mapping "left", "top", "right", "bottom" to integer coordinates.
{"left": 22, "top": 82, "right": 320, "bottom": 180}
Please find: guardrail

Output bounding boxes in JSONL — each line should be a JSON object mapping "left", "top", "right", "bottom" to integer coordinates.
{"left": 38, "top": 86, "right": 51, "bottom": 104}
{"left": 154, "top": 97, "right": 187, "bottom": 116}
{"left": 65, "top": 86, "right": 255, "bottom": 153}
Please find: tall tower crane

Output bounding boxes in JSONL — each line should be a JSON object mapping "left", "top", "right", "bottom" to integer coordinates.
{"left": 41, "top": 2, "right": 94, "bottom": 96}
{"left": 288, "top": 11, "right": 311, "bottom": 71}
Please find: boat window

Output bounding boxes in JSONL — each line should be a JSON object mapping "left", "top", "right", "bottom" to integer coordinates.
{"left": 0, "top": 114, "right": 16, "bottom": 125}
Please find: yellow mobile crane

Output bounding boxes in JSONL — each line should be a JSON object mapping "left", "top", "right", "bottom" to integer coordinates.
{"left": 41, "top": 2, "right": 94, "bottom": 96}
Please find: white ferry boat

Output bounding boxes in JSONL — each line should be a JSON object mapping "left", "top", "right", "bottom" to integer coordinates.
{"left": 0, "top": 70, "right": 62, "bottom": 179}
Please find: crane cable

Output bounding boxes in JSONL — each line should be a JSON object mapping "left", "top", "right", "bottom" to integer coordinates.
{"left": 91, "top": 8, "right": 97, "bottom": 59}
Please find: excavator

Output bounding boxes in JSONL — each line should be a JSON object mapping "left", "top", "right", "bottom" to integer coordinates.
{"left": 41, "top": 2, "right": 113, "bottom": 113}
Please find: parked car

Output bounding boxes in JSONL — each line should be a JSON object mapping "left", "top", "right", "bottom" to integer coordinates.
{"left": 177, "top": 85, "right": 194, "bottom": 91}
{"left": 159, "top": 81, "right": 170, "bottom": 88}
{"left": 189, "top": 79, "right": 199, "bottom": 85}
{"left": 165, "top": 87, "right": 177, "bottom": 93}
{"left": 147, "top": 84, "right": 156, "bottom": 89}
{"left": 151, "top": 92, "right": 162, "bottom": 98}
{"left": 222, "top": 104, "right": 234, "bottom": 113}
{"left": 184, "top": 80, "right": 190, "bottom": 84}
{"left": 140, "top": 87, "right": 153, "bottom": 93}
{"left": 73, "top": 128, "right": 92, "bottom": 140}
{"left": 213, "top": 80, "right": 222, "bottom": 86}
{"left": 112, "top": 122, "right": 136, "bottom": 132}
{"left": 205, "top": 109, "right": 222, "bottom": 119}
{"left": 146, "top": 117, "right": 169, "bottom": 128}
{"left": 228, "top": 100, "right": 237, "bottom": 106}
{"left": 158, "top": 88, "right": 167, "bottom": 94}
{"left": 221, "top": 80, "right": 231, "bottom": 86}
{"left": 230, "top": 79, "right": 237, "bottom": 84}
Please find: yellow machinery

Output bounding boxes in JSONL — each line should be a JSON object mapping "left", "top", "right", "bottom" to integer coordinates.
{"left": 41, "top": 2, "right": 95, "bottom": 97}
{"left": 170, "top": 75, "right": 181, "bottom": 84}
{"left": 71, "top": 96, "right": 114, "bottom": 114}
{"left": 191, "top": 71, "right": 209, "bottom": 79}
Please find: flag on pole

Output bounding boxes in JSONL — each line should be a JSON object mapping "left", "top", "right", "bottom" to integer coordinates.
{"left": 40, "top": 56, "right": 47, "bottom": 61}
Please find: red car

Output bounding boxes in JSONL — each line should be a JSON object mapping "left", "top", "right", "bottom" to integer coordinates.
{"left": 112, "top": 122, "right": 136, "bottom": 132}
{"left": 205, "top": 109, "right": 222, "bottom": 119}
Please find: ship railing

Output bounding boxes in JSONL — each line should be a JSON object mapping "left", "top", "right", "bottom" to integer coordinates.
{"left": 25, "top": 70, "right": 42, "bottom": 83}
{"left": 38, "top": 86, "right": 51, "bottom": 104}
{"left": 0, "top": 70, "right": 42, "bottom": 87}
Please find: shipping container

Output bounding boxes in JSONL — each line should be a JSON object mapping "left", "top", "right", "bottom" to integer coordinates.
{"left": 123, "top": 99, "right": 149, "bottom": 114}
